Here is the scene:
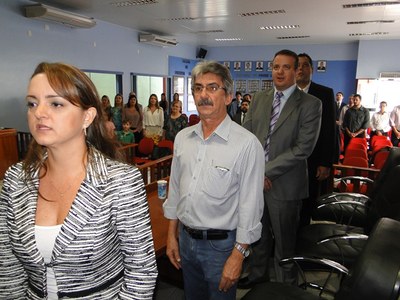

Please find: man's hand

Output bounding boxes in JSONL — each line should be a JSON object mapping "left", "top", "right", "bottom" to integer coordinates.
{"left": 218, "top": 248, "right": 244, "bottom": 292}
{"left": 264, "top": 176, "right": 272, "bottom": 191}
{"left": 166, "top": 220, "right": 181, "bottom": 270}
{"left": 316, "top": 166, "right": 330, "bottom": 181}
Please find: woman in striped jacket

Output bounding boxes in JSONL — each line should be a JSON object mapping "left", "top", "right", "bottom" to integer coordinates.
{"left": 0, "top": 62, "right": 157, "bottom": 299}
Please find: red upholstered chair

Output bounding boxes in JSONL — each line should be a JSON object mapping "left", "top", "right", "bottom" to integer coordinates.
{"left": 157, "top": 139, "right": 174, "bottom": 153}
{"left": 337, "top": 156, "right": 370, "bottom": 193}
{"left": 372, "top": 150, "right": 390, "bottom": 170}
{"left": 344, "top": 148, "right": 368, "bottom": 160}
{"left": 188, "top": 114, "right": 200, "bottom": 126}
{"left": 133, "top": 137, "right": 154, "bottom": 165}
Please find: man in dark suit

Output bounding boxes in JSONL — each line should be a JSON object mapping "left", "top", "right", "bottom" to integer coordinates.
{"left": 296, "top": 53, "right": 337, "bottom": 227}
{"left": 240, "top": 49, "right": 322, "bottom": 286}
{"left": 335, "top": 91, "right": 346, "bottom": 121}
{"left": 232, "top": 98, "right": 250, "bottom": 125}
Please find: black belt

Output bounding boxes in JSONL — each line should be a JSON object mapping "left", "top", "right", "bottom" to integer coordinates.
{"left": 183, "top": 224, "right": 229, "bottom": 240}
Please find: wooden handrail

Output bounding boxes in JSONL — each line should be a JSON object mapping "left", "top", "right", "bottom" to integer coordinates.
{"left": 326, "top": 163, "right": 380, "bottom": 196}
{"left": 137, "top": 155, "right": 173, "bottom": 185}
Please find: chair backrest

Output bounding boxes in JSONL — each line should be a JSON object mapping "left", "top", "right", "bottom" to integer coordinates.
{"left": 336, "top": 218, "right": 400, "bottom": 300}
{"left": 138, "top": 137, "right": 154, "bottom": 155}
{"left": 157, "top": 139, "right": 174, "bottom": 153}
{"left": 344, "top": 148, "right": 368, "bottom": 160}
{"left": 188, "top": 114, "right": 200, "bottom": 126}
{"left": 372, "top": 149, "right": 390, "bottom": 169}
{"left": 346, "top": 142, "right": 367, "bottom": 151}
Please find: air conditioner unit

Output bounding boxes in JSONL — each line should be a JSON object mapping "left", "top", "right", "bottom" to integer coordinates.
{"left": 379, "top": 72, "right": 400, "bottom": 79}
{"left": 24, "top": 4, "right": 96, "bottom": 28}
{"left": 139, "top": 34, "right": 178, "bottom": 47}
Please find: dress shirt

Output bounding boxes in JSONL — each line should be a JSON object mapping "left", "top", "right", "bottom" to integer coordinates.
{"left": 390, "top": 105, "right": 400, "bottom": 130}
{"left": 370, "top": 111, "right": 391, "bottom": 132}
{"left": 297, "top": 82, "right": 311, "bottom": 94}
{"left": 343, "top": 106, "right": 370, "bottom": 132}
{"left": 274, "top": 84, "right": 297, "bottom": 120}
{"left": 163, "top": 115, "right": 265, "bottom": 244}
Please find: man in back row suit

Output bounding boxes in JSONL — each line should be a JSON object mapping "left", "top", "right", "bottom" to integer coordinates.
{"left": 240, "top": 49, "right": 322, "bottom": 287}
{"left": 296, "top": 53, "right": 337, "bottom": 227}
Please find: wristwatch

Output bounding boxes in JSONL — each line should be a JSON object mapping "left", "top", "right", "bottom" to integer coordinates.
{"left": 234, "top": 242, "right": 250, "bottom": 258}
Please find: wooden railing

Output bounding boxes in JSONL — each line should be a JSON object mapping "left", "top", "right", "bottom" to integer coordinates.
{"left": 116, "top": 143, "right": 138, "bottom": 163}
{"left": 137, "top": 154, "right": 173, "bottom": 185}
{"left": 326, "top": 163, "right": 381, "bottom": 196}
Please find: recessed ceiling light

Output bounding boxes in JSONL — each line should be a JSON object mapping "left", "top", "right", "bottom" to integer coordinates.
{"left": 215, "top": 38, "right": 242, "bottom": 41}
{"left": 195, "top": 30, "right": 224, "bottom": 33}
{"left": 347, "top": 20, "right": 395, "bottom": 24}
{"left": 343, "top": 1, "right": 400, "bottom": 8}
{"left": 349, "top": 32, "right": 389, "bottom": 36}
{"left": 239, "top": 10, "right": 286, "bottom": 17}
{"left": 110, "top": 0, "right": 157, "bottom": 7}
{"left": 260, "top": 25, "right": 300, "bottom": 30}
{"left": 276, "top": 35, "right": 310, "bottom": 40}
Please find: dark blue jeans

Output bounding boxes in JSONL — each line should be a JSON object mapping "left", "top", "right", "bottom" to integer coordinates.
{"left": 179, "top": 226, "right": 237, "bottom": 300}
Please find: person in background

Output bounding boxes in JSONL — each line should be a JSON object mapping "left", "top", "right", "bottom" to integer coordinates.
{"left": 111, "top": 93, "right": 124, "bottom": 131}
{"left": 232, "top": 98, "right": 250, "bottom": 125}
{"left": 296, "top": 53, "right": 336, "bottom": 227}
{"left": 101, "top": 95, "right": 112, "bottom": 116}
{"left": 159, "top": 92, "right": 169, "bottom": 117}
{"left": 172, "top": 93, "right": 183, "bottom": 113}
{"left": 123, "top": 94, "right": 143, "bottom": 143}
{"left": 370, "top": 101, "right": 391, "bottom": 139}
{"left": 162, "top": 101, "right": 187, "bottom": 142}
{"left": 335, "top": 92, "right": 346, "bottom": 123}
{"left": 103, "top": 108, "right": 116, "bottom": 139}
{"left": 0, "top": 62, "right": 157, "bottom": 299}
{"left": 240, "top": 49, "right": 322, "bottom": 288}
{"left": 227, "top": 91, "right": 242, "bottom": 119}
{"left": 243, "top": 93, "right": 252, "bottom": 103}
{"left": 163, "top": 60, "right": 264, "bottom": 300}
{"left": 143, "top": 93, "right": 164, "bottom": 144}
{"left": 389, "top": 104, "right": 400, "bottom": 147}
{"left": 338, "top": 94, "right": 354, "bottom": 130}
{"left": 117, "top": 119, "right": 135, "bottom": 144}
{"left": 343, "top": 93, "right": 370, "bottom": 150}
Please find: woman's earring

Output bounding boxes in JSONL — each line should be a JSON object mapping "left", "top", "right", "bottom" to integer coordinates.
{"left": 83, "top": 126, "right": 87, "bottom": 136}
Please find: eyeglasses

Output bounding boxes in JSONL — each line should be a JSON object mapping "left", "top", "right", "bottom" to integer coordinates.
{"left": 192, "top": 83, "right": 226, "bottom": 94}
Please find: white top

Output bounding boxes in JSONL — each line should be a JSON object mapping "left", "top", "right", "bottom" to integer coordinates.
{"left": 370, "top": 111, "right": 391, "bottom": 132}
{"left": 35, "top": 224, "right": 62, "bottom": 300}
{"left": 143, "top": 106, "right": 164, "bottom": 134}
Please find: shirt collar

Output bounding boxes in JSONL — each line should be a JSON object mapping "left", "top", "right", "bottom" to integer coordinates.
{"left": 192, "top": 114, "right": 231, "bottom": 142}
{"left": 297, "top": 82, "right": 311, "bottom": 93}
{"left": 275, "top": 83, "right": 297, "bottom": 99}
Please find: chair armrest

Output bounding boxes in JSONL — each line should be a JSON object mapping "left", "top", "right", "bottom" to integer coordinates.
{"left": 279, "top": 256, "right": 349, "bottom": 297}
{"left": 334, "top": 176, "right": 374, "bottom": 184}
{"left": 317, "top": 233, "right": 369, "bottom": 245}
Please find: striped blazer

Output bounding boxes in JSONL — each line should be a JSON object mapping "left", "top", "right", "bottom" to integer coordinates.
{"left": 0, "top": 148, "right": 158, "bottom": 299}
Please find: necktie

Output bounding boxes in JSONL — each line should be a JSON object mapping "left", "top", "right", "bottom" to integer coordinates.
{"left": 264, "top": 91, "right": 283, "bottom": 160}
{"left": 242, "top": 112, "right": 246, "bottom": 124}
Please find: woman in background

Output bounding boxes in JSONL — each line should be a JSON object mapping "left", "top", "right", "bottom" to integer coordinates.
{"left": 111, "top": 93, "right": 124, "bottom": 131}
{"left": 162, "top": 101, "right": 187, "bottom": 142}
{"left": 0, "top": 62, "right": 157, "bottom": 299}
{"left": 143, "top": 93, "right": 164, "bottom": 143}
{"left": 122, "top": 94, "right": 143, "bottom": 143}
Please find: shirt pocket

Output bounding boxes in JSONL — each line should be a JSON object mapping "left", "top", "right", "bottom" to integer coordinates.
{"left": 202, "top": 165, "right": 234, "bottom": 199}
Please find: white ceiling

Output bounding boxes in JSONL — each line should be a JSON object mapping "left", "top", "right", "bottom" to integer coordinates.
{"left": 28, "top": 0, "right": 400, "bottom": 47}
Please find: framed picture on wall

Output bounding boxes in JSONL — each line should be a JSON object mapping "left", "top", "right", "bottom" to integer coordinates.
{"left": 255, "top": 61, "right": 263, "bottom": 71}
{"left": 245, "top": 61, "right": 252, "bottom": 72}
{"left": 267, "top": 61, "right": 273, "bottom": 71}
{"left": 317, "top": 60, "right": 327, "bottom": 72}
{"left": 234, "top": 61, "right": 241, "bottom": 71}
{"left": 223, "top": 61, "right": 230, "bottom": 69}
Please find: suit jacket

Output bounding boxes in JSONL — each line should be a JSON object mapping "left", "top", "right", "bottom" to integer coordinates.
{"left": 307, "top": 81, "right": 336, "bottom": 169}
{"left": 243, "top": 87, "right": 322, "bottom": 201}
{"left": 232, "top": 111, "right": 245, "bottom": 125}
{"left": 336, "top": 101, "right": 346, "bottom": 121}
{"left": 0, "top": 149, "right": 157, "bottom": 299}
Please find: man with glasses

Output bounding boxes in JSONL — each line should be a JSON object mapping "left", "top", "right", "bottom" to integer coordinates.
{"left": 163, "top": 61, "right": 265, "bottom": 300}
{"left": 240, "top": 49, "right": 322, "bottom": 287}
